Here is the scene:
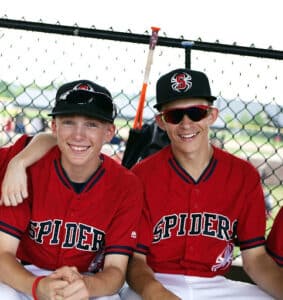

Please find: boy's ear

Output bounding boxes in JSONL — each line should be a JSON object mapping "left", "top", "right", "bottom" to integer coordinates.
{"left": 51, "top": 119, "right": 57, "bottom": 136}
{"left": 155, "top": 114, "right": 166, "bottom": 131}
{"left": 207, "top": 107, "right": 219, "bottom": 125}
{"left": 104, "top": 124, "right": 116, "bottom": 143}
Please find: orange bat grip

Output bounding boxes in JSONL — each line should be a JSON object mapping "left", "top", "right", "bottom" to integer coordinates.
{"left": 133, "top": 82, "right": 148, "bottom": 129}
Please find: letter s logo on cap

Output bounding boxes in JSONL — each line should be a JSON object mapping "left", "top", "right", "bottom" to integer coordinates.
{"left": 171, "top": 72, "right": 192, "bottom": 93}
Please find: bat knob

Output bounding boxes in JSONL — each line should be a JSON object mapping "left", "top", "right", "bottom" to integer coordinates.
{"left": 151, "top": 26, "right": 161, "bottom": 32}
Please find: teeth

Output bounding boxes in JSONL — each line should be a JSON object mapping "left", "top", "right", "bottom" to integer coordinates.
{"left": 181, "top": 133, "right": 196, "bottom": 138}
{"left": 71, "top": 145, "right": 88, "bottom": 151}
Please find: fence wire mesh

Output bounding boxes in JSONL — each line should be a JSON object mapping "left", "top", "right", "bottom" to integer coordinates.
{"left": 0, "top": 21, "right": 282, "bottom": 246}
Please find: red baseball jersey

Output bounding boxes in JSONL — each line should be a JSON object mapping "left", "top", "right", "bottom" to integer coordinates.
{"left": 0, "top": 146, "right": 143, "bottom": 273}
{"left": 266, "top": 207, "right": 283, "bottom": 266}
{"left": 132, "top": 145, "right": 266, "bottom": 277}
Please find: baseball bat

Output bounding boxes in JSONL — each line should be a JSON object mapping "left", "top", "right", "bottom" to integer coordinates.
{"left": 133, "top": 26, "right": 160, "bottom": 129}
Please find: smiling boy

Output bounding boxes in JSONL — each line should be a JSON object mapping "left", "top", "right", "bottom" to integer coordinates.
{"left": 0, "top": 80, "right": 143, "bottom": 299}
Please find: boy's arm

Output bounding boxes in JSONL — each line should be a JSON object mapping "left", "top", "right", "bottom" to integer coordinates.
{"left": 126, "top": 252, "right": 180, "bottom": 300}
{"left": 53, "top": 254, "right": 129, "bottom": 298}
{"left": 0, "top": 231, "right": 68, "bottom": 297}
{"left": 242, "top": 245, "right": 283, "bottom": 299}
{"left": 84, "top": 254, "right": 129, "bottom": 296}
{"left": 0, "top": 132, "right": 56, "bottom": 206}
{"left": 0, "top": 231, "right": 37, "bottom": 294}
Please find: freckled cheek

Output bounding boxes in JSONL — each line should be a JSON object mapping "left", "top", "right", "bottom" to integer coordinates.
{"left": 165, "top": 130, "right": 176, "bottom": 141}
{"left": 88, "top": 134, "right": 104, "bottom": 147}
{"left": 201, "top": 122, "right": 210, "bottom": 132}
{"left": 59, "top": 130, "right": 73, "bottom": 140}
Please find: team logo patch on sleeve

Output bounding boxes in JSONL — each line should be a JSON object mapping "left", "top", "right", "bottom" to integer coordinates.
{"left": 211, "top": 243, "right": 234, "bottom": 272}
{"left": 88, "top": 249, "right": 105, "bottom": 273}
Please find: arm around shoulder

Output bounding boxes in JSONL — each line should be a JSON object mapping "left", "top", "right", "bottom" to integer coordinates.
{"left": 0, "top": 132, "right": 56, "bottom": 206}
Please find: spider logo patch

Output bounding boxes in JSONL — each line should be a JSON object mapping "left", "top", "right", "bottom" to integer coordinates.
{"left": 171, "top": 72, "right": 192, "bottom": 93}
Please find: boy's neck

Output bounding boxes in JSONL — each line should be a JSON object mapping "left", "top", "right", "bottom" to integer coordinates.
{"left": 61, "top": 156, "right": 102, "bottom": 183}
{"left": 173, "top": 144, "right": 214, "bottom": 181}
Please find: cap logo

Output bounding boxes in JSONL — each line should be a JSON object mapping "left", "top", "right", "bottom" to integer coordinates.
{"left": 74, "top": 83, "right": 94, "bottom": 92}
{"left": 171, "top": 72, "right": 192, "bottom": 93}
{"left": 52, "top": 80, "right": 116, "bottom": 122}
{"left": 58, "top": 83, "right": 95, "bottom": 102}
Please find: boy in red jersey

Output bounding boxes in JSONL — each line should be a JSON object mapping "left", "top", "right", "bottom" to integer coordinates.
{"left": 267, "top": 207, "right": 283, "bottom": 267}
{"left": 0, "top": 80, "right": 143, "bottom": 299}
{"left": 120, "top": 69, "right": 283, "bottom": 299}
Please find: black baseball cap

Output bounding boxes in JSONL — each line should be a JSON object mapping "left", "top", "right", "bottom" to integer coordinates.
{"left": 49, "top": 79, "right": 116, "bottom": 123}
{"left": 154, "top": 68, "right": 216, "bottom": 111}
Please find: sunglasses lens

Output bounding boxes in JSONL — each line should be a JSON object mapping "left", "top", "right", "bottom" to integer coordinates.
{"left": 188, "top": 107, "right": 208, "bottom": 121}
{"left": 162, "top": 106, "right": 209, "bottom": 124}
{"left": 163, "top": 110, "right": 183, "bottom": 124}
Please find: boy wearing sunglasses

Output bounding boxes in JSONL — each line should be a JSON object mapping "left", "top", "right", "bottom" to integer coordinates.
{"left": 120, "top": 69, "right": 283, "bottom": 299}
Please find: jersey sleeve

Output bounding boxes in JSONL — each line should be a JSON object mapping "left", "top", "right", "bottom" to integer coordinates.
{"left": 104, "top": 173, "right": 143, "bottom": 257}
{"left": 0, "top": 200, "right": 31, "bottom": 240}
{"left": 135, "top": 203, "right": 152, "bottom": 256}
{"left": 236, "top": 164, "right": 266, "bottom": 250}
{"left": 266, "top": 207, "right": 283, "bottom": 266}
{"left": 131, "top": 160, "right": 155, "bottom": 256}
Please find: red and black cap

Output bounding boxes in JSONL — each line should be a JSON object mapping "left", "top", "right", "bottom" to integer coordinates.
{"left": 49, "top": 79, "right": 116, "bottom": 123}
{"left": 154, "top": 68, "right": 216, "bottom": 111}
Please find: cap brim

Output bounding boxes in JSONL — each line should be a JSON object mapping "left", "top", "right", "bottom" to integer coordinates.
{"left": 48, "top": 106, "right": 113, "bottom": 123}
{"left": 154, "top": 95, "right": 217, "bottom": 110}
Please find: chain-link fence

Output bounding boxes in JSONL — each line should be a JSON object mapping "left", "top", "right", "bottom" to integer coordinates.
{"left": 0, "top": 18, "right": 282, "bottom": 241}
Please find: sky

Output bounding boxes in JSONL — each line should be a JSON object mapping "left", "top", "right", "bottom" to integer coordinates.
{"left": 2, "top": 0, "right": 283, "bottom": 50}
